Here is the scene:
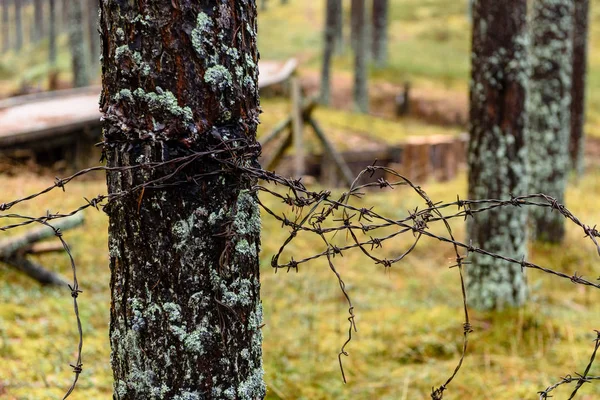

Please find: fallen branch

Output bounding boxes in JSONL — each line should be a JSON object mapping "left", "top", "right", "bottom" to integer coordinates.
{"left": 0, "top": 214, "right": 84, "bottom": 285}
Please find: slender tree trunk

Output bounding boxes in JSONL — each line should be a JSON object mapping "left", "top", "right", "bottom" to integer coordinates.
{"left": 320, "top": 0, "right": 339, "bottom": 105}
{"left": 570, "top": 0, "right": 589, "bottom": 174}
{"left": 372, "top": 0, "right": 388, "bottom": 67}
{"left": 2, "top": 0, "right": 10, "bottom": 53}
{"left": 87, "top": 0, "right": 99, "bottom": 74}
{"left": 33, "top": 0, "right": 43, "bottom": 42}
{"left": 352, "top": 0, "right": 368, "bottom": 113}
{"left": 48, "top": 0, "right": 56, "bottom": 65}
{"left": 99, "top": 1, "right": 265, "bottom": 398}
{"left": 528, "top": 0, "right": 573, "bottom": 243}
{"left": 467, "top": 0, "right": 529, "bottom": 310}
{"left": 350, "top": 0, "right": 360, "bottom": 51}
{"left": 68, "top": 0, "right": 90, "bottom": 87}
{"left": 14, "top": 0, "right": 22, "bottom": 51}
{"left": 261, "top": 0, "right": 267, "bottom": 11}
{"left": 333, "top": 0, "right": 343, "bottom": 53}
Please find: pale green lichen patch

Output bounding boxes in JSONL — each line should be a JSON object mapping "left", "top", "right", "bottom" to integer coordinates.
{"left": 131, "top": 87, "right": 193, "bottom": 121}
{"left": 204, "top": 65, "right": 233, "bottom": 91}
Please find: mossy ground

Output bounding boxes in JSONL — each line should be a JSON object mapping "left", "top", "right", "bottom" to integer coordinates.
{"left": 0, "top": 169, "right": 599, "bottom": 399}
{"left": 1, "top": 0, "right": 599, "bottom": 399}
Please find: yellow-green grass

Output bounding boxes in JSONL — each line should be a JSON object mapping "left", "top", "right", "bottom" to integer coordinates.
{"left": 0, "top": 167, "right": 599, "bottom": 399}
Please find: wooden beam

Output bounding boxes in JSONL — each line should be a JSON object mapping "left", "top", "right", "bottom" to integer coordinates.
{"left": 0, "top": 214, "right": 84, "bottom": 258}
{"left": 290, "top": 76, "right": 305, "bottom": 177}
{"left": 307, "top": 118, "right": 354, "bottom": 187}
{"left": 3, "top": 255, "right": 69, "bottom": 286}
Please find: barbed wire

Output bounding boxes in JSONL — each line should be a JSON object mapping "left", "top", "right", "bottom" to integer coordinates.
{"left": 0, "top": 138, "right": 598, "bottom": 399}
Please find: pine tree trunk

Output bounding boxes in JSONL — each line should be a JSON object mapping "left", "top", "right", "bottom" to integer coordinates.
{"left": 14, "top": 0, "right": 22, "bottom": 52}
{"left": 372, "top": 0, "right": 388, "bottom": 67}
{"left": 352, "top": 0, "right": 368, "bottom": 113}
{"left": 68, "top": 0, "right": 90, "bottom": 87}
{"left": 320, "top": 0, "right": 339, "bottom": 105}
{"left": 333, "top": 0, "right": 343, "bottom": 53}
{"left": 48, "top": 0, "right": 56, "bottom": 65}
{"left": 569, "top": 0, "right": 589, "bottom": 174}
{"left": 529, "top": 0, "right": 573, "bottom": 243}
{"left": 33, "top": 0, "right": 43, "bottom": 42}
{"left": 1, "top": 0, "right": 9, "bottom": 53}
{"left": 350, "top": 0, "right": 360, "bottom": 51}
{"left": 99, "top": 1, "right": 265, "bottom": 398}
{"left": 87, "top": 0, "right": 100, "bottom": 74}
{"left": 467, "top": 0, "right": 529, "bottom": 310}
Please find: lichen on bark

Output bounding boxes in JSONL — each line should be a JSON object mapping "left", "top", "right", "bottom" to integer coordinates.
{"left": 99, "top": 1, "right": 265, "bottom": 398}
{"left": 467, "top": 0, "right": 529, "bottom": 310}
{"left": 528, "top": 0, "right": 573, "bottom": 243}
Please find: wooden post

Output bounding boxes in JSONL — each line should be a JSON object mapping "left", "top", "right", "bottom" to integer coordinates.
{"left": 290, "top": 76, "right": 305, "bottom": 177}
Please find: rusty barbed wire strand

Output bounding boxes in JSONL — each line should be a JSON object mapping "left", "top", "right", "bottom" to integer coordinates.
{"left": 0, "top": 139, "right": 598, "bottom": 399}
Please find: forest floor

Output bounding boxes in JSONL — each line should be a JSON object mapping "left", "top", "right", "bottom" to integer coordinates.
{"left": 0, "top": 170, "right": 599, "bottom": 399}
{"left": 0, "top": 0, "right": 599, "bottom": 399}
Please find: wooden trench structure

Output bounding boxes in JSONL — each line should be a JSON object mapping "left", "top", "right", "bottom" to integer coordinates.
{"left": 0, "top": 59, "right": 468, "bottom": 184}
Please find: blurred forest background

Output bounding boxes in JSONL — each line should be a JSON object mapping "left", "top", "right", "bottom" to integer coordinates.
{"left": 0, "top": 0, "right": 599, "bottom": 399}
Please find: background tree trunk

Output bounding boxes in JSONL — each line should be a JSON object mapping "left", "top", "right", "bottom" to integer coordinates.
{"left": 2, "top": 0, "right": 10, "bottom": 53}
{"left": 320, "top": 0, "right": 339, "bottom": 105}
{"left": 99, "top": 1, "right": 265, "bottom": 398}
{"left": 333, "top": 0, "right": 343, "bottom": 53}
{"left": 372, "top": 0, "right": 388, "bottom": 67}
{"left": 48, "top": 0, "right": 56, "bottom": 65}
{"left": 68, "top": 0, "right": 90, "bottom": 87}
{"left": 350, "top": 0, "right": 360, "bottom": 51}
{"left": 467, "top": 0, "right": 529, "bottom": 310}
{"left": 528, "top": 0, "right": 573, "bottom": 243}
{"left": 352, "top": 0, "right": 368, "bottom": 113}
{"left": 87, "top": 0, "right": 100, "bottom": 74}
{"left": 33, "top": 0, "right": 43, "bottom": 42}
{"left": 570, "top": 0, "right": 589, "bottom": 174}
{"left": 14, "top": 0, "right": 22, "bottom": 52}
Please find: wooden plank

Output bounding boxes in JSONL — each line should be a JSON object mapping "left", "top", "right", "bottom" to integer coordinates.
{"left": 290, "top": 76, "right": 305, "bottom": 177}
{"left": 307, "top": 118, "right": 354, "bottom": 186}
{"left": 263, "top": 130, "right": 293, "bottom": 171}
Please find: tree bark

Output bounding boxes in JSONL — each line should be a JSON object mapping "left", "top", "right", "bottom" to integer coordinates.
{"left": 320, "top": 0, "right": 340, "bottom": 105}
{"left": 350, "top": 0, "right": 360, "bottom": 51}
{"left": 99, "top": 1, "right": 265, "bottom": 398}
{"left": 333, "top": 0, "right": 343, "bottom": 53}
{"left": 87, "top": 0, "right": 100, "bottom": 73}
{"left": 48, "top": 0, "right": 56, "bottom": 65}
{"left": 569, "top": 0, "right": 589, "bottom": 174}
{"left": 14, "top": 0, "right": 22, "bottom": 52}
{"left": 528, "top": 0, "right": 573, "bottom": 243}
{"left": 33, "top": 0, "right": 43, "bottom": 42}
{"left": 467, "top": 0, "right": 529, "bottom": 310}
{"left": 352, "top": 0, "right": 368, "bottom": 113}
{"left": 68, "top": 0, "right": 90, "bottom": 87}
{"left": 372, "top": 0, "right": 388, "bottom": 67}
{"left": 1, "top": 0, "right": 9, "bottom": 53}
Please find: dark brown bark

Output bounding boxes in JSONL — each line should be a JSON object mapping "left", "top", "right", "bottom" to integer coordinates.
{"left": 372, "top": 0, "right": 388, "bottom": 67}
{"left": 352, "top": 0, "right": 368, "bottom": 113}
{"left": 467, "top": 0, "right": 529, "bottom": 310}
{"left": 320, "top": 0, "right": 340, "bottom": 105}
{"left": 570, "top": 0, "right": 589, "bottom": 173}
{"left": 100, "top": 1, "right": 264, "bottom": 398}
